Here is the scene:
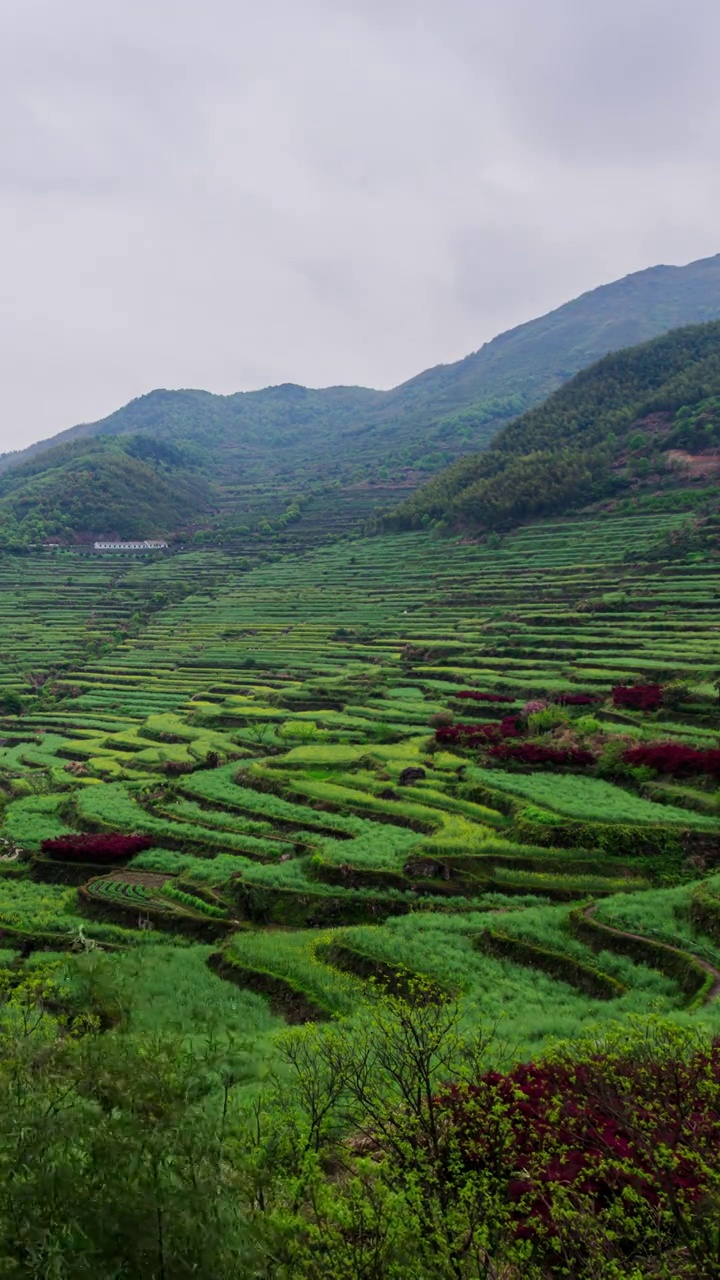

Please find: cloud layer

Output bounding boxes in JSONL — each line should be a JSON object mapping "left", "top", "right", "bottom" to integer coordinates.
{"left": 2, "top": 0, "right": 719, "bottom": 449}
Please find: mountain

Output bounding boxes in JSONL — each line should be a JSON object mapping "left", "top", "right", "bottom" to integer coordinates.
{"left": 0, "top": 436, "right": 212, "bottom": 544}
{"left": 3, "top": 251, "right": 720, "bottom": 543}
{"left": 387, "top": 320, "right": 720, "bottom": 533}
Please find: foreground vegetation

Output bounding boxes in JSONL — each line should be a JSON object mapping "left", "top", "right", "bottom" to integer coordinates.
{"left": 3, "top": 966, "right": 720, "bottom": 1278}
{"left": 0, "top": 496, "right": 718, "bottom": 1272}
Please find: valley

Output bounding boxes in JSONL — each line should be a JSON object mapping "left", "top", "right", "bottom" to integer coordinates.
{"left": 1, "top": 294, "right": 720, "bottom": 1276}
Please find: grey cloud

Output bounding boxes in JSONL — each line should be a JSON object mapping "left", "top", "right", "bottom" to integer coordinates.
{"left": 0, "top": 0, "right": 719, "bottom": 450}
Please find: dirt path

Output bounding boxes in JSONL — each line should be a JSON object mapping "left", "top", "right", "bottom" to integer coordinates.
{"left": 581, "top": 903, "right": 720, "bottom": 1001}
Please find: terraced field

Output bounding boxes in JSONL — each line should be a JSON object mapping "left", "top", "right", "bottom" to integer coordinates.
{"left": 1, "top": 513, "right": 720, "bottom": 1082}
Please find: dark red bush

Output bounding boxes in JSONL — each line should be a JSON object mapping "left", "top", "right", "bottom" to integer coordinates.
{"left": 490, "top": 743, "right": 595, "bottom": 767}
{"left": 435, "top": 723, "right": 498, "bottom": 749}
{"left": 435, "top": 717, "right": 522, "bottom": 750}
{"left": 624, "top": 741, "right": 720, "bottom": 777}
{"left": 41, "top": 833, "right": 152, "bottom": 862}
{"left": 438, "top": 1043, "right": 720, "bottom": 1243}
{"left": 612, "top": 684, "right": 664, "bottom": 711}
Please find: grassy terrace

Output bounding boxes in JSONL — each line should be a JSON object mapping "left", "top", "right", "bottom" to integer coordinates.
{"left": 0, "top": 548, "right": 239, "bottom": 692}
{"left": 0, "top": 513, "right": 719, "bottom": 1088}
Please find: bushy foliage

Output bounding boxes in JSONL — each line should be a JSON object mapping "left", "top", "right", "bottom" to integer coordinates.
{"left": 612, "top": 683, "right": 664, "bottom": 711}
{"left": 41, "top": 833, "right": 152, "bottom": 862}
{"left": 435, "top": 717, "right": 522, "bottom": 749}
{"left": 575, "top": 715, "right": 601, "bottom": 734}
{"left": 624, "top": 741, "right": 720, "bottom": 778}
{"left": 527, "top": 707, "right": 569, "bottom": 735}
{"left": 666, "top": 394, "right": 720, "bottom": 451}
{"left": 438, "top": 1026, "right": 720, "bottom": 1260}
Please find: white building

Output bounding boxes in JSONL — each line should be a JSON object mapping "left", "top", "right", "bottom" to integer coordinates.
{"left": 94, "top": 540, "right": 169, "bottom": 551}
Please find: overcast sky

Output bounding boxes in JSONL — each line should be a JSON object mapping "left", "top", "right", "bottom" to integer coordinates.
{"left": 2, "top": 0, "right": 720, "bottom": 450}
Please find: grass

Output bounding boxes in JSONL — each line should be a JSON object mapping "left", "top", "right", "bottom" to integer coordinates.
{"left": 594, "top": 879, "right": 720, "bottom": 967}
{"left": 60, "top": 944, "right": 284, "bottom": 1084}
{"left": 0, "top": 878, "right": 167, "bottom": 945}
{"left": 4, "top": 793, "right": 74, "bottom": 848}
{"left": 223, "top": 930, "right": 363, "bottom": 1018}
{"left": 0, "top": 515, "right": 718, "bottom": 1073}
{"left": 466, "top": 766, "right": 720, "bottom": 827}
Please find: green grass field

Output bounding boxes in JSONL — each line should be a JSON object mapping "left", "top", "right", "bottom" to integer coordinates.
{"left": 0, "top": 515, "right": 719, "bottom": 1084}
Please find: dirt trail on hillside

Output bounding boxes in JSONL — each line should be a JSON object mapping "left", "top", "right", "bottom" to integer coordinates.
{"left": 581, "top": 903, "right": 720, "bottom": 1002}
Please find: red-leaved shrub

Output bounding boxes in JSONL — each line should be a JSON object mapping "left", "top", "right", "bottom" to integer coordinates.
{"left": 435, "top": 723, "right": 499, "bottom": 748}
{"left": 624, "top": 741, "right": 720, "bottom": 777}
{"left": 41, "top": 834, "right": 152, "bottom": 862}
{"left": 438, "top": 1042, "right": 720, "bottom": 1245}
{"left": 435, "top": 717, "right": 522, "bottom": 749}
{"left": 612, "top": 684, "right": 663, "bottom": 711}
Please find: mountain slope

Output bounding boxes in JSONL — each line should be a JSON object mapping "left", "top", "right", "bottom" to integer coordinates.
{"left": 373, "top": 251, "right": 720, "bottom": 432}
{"left": 0, "top": 436, "right": 213, "bottom": 544}
{"left": 3, "top": 251, "right": 720, "bottom": 542}
{"left": 387, "top": 320, "right": 720, "bottom": 532}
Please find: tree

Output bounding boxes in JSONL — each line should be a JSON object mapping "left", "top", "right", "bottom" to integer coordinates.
{"left": 271, "top": 984, "right": 520, "bottom": 1278}
{"left": 0, "top": 692, "right": 23, "bottom": 715}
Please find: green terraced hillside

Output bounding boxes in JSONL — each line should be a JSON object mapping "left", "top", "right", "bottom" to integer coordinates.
{"left": 0, "top": 503, "right": 719, "bottom": 1274}
{"left": 0, "top": 513, "right": 718, "bottom": 1052}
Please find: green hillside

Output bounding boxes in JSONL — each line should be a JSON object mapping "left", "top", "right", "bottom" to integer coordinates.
{"left": 389, "top": 319, "right": 720, "bottom": 532}
{"left": 2, "top": 507, "right": 720, "bottom": 1273}
{"left": 3, "top": 252, "right": 720, "bottom": 542}
{"left": 0, "top": 435, "right": 213, "bottom": 545}
{"left": 2, "top": 297, "right": 720, "bottom": 1268}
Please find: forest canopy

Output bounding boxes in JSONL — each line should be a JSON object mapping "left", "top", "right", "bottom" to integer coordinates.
{"left": 386, "top": 320, "right": 720, "bottom": 531}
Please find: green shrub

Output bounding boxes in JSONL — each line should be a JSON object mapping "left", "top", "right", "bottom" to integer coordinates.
{"left": 527, "top": 708, "right": 569, "bottom": 735}
{"left": 575, "top": 715, "right": 601, "bottom": 734}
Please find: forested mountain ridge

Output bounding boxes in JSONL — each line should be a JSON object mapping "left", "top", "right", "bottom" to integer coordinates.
{"left": 3, "top": 251, "right": 720, "bottom": 544}
{"left": 387, "top": 320, "right": 720, "bottom": 533}
{"left": 0, "top": 436, "right": 213, "bottom": 543}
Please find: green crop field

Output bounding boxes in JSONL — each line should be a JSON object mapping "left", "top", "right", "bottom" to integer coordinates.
{"left": 7, "top": 258, "right": 720, "bottom": 1276}
{"left": 0, "top": 512, "right": 719, "bottom": 1274}
{"left": 0, "top": 517, "right": 716, "bottom": 1029}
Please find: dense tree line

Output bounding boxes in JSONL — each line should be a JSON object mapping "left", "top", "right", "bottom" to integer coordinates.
{"left": 387, "top": 321, "right": 720, "bottom": 532}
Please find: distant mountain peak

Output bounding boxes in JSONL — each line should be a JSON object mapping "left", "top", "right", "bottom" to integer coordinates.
{"left": 3, "top": 250, "right": 720, "bottom": 545}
